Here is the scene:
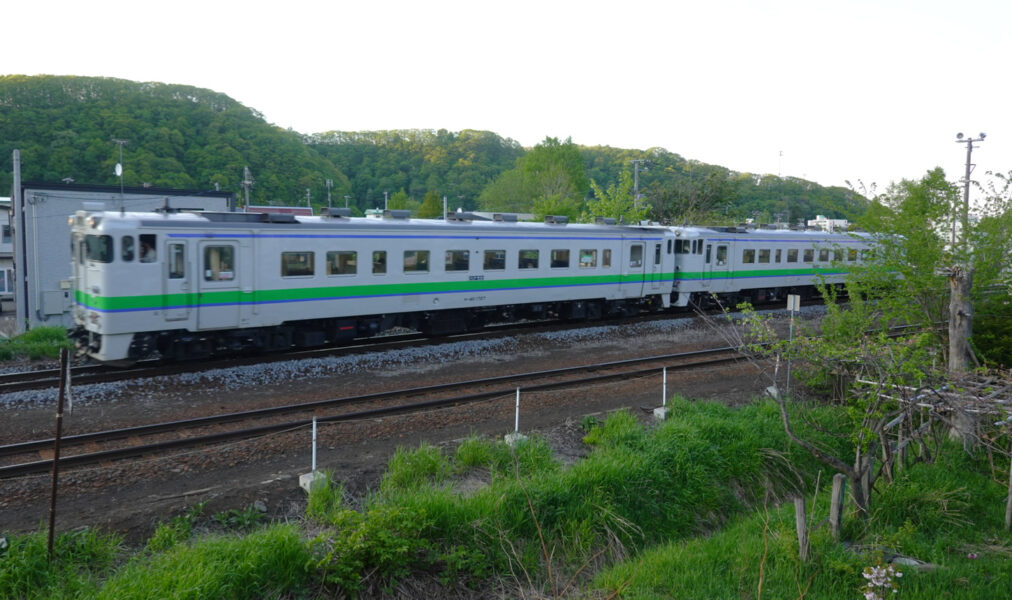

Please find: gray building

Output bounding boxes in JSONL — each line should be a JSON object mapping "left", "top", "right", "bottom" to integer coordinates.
{"left": 12, "top": 181, "right": 232, "bottom": 333}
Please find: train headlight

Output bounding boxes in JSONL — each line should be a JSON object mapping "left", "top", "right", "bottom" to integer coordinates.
{"left": 87, "top": 216, "right": 102, "bottom": 228}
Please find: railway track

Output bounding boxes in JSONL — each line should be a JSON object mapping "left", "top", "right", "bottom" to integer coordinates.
{"left": 0, "top": 346, "right": 743, "bottom": 479}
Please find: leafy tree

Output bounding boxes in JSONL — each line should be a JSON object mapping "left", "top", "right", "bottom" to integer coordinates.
{"left": 583, "top": 171, "right": 648, "bottom": 223}
{"left": 417, "top": 190, "right": 443, "bottom": 218}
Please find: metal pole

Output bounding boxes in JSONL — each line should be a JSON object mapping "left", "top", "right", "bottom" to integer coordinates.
{"left": 311, "top": 417, "right": 317, "bottom": 473}
{"left": 662, "top": 367, "right": 667, "bottom": 407}
{"left": 48, "top": 347, "right": 69, "bottom": 560}
{"left": 515, "top": 388, "right": 520, "bottom": 433}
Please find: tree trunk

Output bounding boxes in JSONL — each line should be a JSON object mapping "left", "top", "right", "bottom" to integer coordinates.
{"left": 948, "top": 265, "right": 973, "bottom": 375}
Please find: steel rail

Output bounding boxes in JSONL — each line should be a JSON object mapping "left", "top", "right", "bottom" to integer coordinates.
{"left": 0, "top": 347, "right": 742, "bottom": 478}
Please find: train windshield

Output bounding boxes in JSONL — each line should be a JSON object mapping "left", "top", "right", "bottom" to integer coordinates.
{"left": 85, "top": 235, "right": 113, "bottom": 263}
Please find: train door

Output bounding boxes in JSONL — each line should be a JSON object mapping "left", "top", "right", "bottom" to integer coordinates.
{"left": 623, "top": 241, "right": 645, "bottom": 297}
{"left": 197, "top": 241, "right": 240, "bottom": 329}
{"left": 706, "top": 241, "right": 730, "bottom": 290}
{"left": 164, "top": 240, "right": 191, "bottom": 321}
{"left": 648, "top": 242, "right": 663, "bottom": 291}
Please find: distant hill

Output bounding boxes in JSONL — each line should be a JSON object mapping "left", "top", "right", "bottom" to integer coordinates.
{"left": 1, "top": 75, "right": 866, "bottom": 221}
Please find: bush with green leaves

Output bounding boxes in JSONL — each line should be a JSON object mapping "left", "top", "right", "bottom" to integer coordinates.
{"left": 0, "top": 326, "right": 74, "bottom": 361}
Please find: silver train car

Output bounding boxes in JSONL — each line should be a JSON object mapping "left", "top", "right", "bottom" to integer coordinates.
{"left": 70, "top": 209, "right": 675, "bottom": 364}
{"left": 69, "top": 208, "right": 869, "bottom": 364}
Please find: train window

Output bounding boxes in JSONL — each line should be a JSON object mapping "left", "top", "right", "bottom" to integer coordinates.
{"left": 803, "top": 249, "right": 814, "bottom": 263}
{"left": 403, "top": 250, "right": 430, "bottom": 273}
{"left": 675, "top": 240, "right": 691, "bottom": 254}
{"left": 861, "top": 249, "right": 873, "bottom": 261}
{"left": 85, "top": 235, "right": 113, "bottom": 263}
{"left": 122, "top": 236, "right": 135, "bottom": 262}
{"left": 758, "top": 249, "right": 770, "bottom": 264}
{"left": 715, "top": 245, "right": 727, "bottom": 266}
{"left": 667, "top": 239, "right": 672, "bottom": 254}
{"left": 742, "top": 249, "right": 755, "bottom": 264}
{"left": 834, "top": 249, "right": 843, "bottom": 262}
{"left": 775, "top": 249, "right": 782, "bottom": 263}
{"left": 787, "top": 249, "right": 798, "bottom": 263}
{"left": 602, "top": 249, "right": 612, "bottom": 267}
{"left": 204, "top": 246, "right": 236, "bottom": 281}
{"left": 168, "top": 243, "right": 185, "bottom": 279}
{"left": 373, "top": 251, "right": 387, "bottom": 274}
{"left": 551, "top": 249, "right": 570, "bottom": 268}
{"left": 518, "top": 249, "right": 539, "bottom": 269}
{"left": 445, "top": 250, "right": 469, "bottom": 272}
{"left": 579, "top": 249, "right": 597, "bottom": 268}
{"left": 848, "top": 248, "right": 858, "bottom": 262}
{"left": 326, "top": 251, "right": 357, "bottom": 275}
{"left": 628, "top": 245, "right": 643, "bottom": 268}
{"left": 281, "top": 251, "right": 315, "bottom": 277}
{"left": 818, "top": 249, "right": 830, "bottom": 262}
{"left": 139, "top": 234, "right": 157, "bottom": 263}
{"left": 483, "top": 250, "right": 506, "bottom": 270}
{"left": 655, "top": 244, "right": 661, "bottom": 265}
{"left": 695, "top": 240, "right": 703, "bottom": 254}
{"left": 705, "top": 244, "right": 712, "bottom": 264}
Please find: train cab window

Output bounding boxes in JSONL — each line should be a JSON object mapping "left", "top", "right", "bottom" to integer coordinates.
{"left": 326, "top": 251, "right": 357, "bottom": 275}
{"left": 848, "top": 248, "right": 858, "bottom": 262}
{"left": 834, "top": 249, "right": 843, "bottom": 262}
{"left": 654, "top": 244, "right": 662, "bottom": 265}
{"left": 695, "top": 240, "right": 703, "bottom": 254}
{"left": 445, "top": 250, "right": 469, "bottom": 272}
{"left": 675, "top": 240, "right": 691, "bottom": 254}
{"left": 483, "top": 249, "right": 506, "bottom": 270}
{"left": 168, "top": 243, "right": 185, "bottom": 279}
{"left": 775, "top": 249, "right": 782, "bottom": 263}
{"left": 373, "top": 251, "right": 387, "bottom": 274}
{"left": 667, "top": 239, "right": 672, "bottom": 254}
{"left": 403, "top": 250, "right": 430, "bottom": 273}
{"left": 787, "top": 249, "right": 798, "bottom": 263}
{"left": 628, "top": 244, "right": 643, "bottom": 268}
{"left": 803, "top": 249, "right": 814, "bottom": 263}
{"left": 550, "top": 249, "right": 570, "bottom": 268}
{"left": 579, "top": 249, "right": 597, "bottom": 268}
{"left": 758, "top": 249, "right": 770, "bottom": 264}
{"left": 705, "top": 244, "right": 712, "bottom": 264}
{"left": 204, "top": 246, "right": 236, "bottom": 281}
{"left": 518, "top": 249, "right": 539, "bottom": 269}
{"left": 85, "top": 235, "right": 113, "bottom": 263}
{"left": 715, "top": 245, "right": 728, "bottom": 266}
{"left": 281, "top": 251, "right": 315, "bottom": 277}
{"left": 602, "top": 249, "right": 612, "bottom": 268}
{"left": 742, "top": 249, "right": 755, "bottom": 264}
{"left": 121, "top": 236, "right": 135, "bottom": 262}
{"left": 818, "top": 249, "right": 830, "bottom": 262}
{"left": 139, "top": 234, "right": 157, "bottom": 263}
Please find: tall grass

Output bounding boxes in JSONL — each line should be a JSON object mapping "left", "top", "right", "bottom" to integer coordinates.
{"left": 0, "top": 528, "right": 121, "bottom": 599}
{"left": 96, "top": 525, "right": 311, "bottom": 599}
{"left": 592, "top": 440, "right": 1012, "bottom": 599}
{"left": 310, "top": 398, "right": 849, "bottom": 595}
{"left": 0, "top": 326, "right": 74, "bottom": 361}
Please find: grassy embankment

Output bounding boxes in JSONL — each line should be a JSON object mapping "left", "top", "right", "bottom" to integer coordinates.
{"left": 2, "top": 398, "right": 1010, "bottom": 598}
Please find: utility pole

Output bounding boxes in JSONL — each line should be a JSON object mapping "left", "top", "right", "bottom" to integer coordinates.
{"left": 306, "top": 188, "right": 312, "bottom": 209}
{"left": 948, "top": 132, "right": 986, "bottom": 374}
{"left": 384, "top": 191, "right": 389, "bottom": 210}
{"left": 325, "top": 179, "right": 333, "bottom": 209}
{"left": 629, "top": 159, "right": 647, "bottom": 212}
{"left": 242, "top": 166, "right": 254, "bottom": 211}
{"left": 111, "top": 139, "right": 127, "bottom": 200}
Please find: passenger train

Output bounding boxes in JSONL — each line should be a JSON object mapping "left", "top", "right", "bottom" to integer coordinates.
{"left": 69, "top": 207, "right": 869, "bottom": 364}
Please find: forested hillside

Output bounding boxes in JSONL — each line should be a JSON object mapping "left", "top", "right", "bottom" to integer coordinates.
{"left": 1, "top": 75, "right": 866, "bottom": 222}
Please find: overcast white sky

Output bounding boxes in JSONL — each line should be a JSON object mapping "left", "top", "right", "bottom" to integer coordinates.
{"left": 5, "top": 0, "right": 1010, "bottom": 192}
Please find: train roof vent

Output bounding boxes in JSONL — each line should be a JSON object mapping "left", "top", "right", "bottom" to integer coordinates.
{"left": 262, "top": 212, "right": 298, "bottom": 223}
{"left": 446, "top": 211, "right": 490, "bottom": 222}
{"left": 544, "top": 215, "right": 569, "bottom": 225}
{"left": 493, "top": 213, "right": 519, "bottom": 222}
{"left": 322, "top": 207, "right": 352, "bottom": 219}
{"left": 594, "top": 217, "right": 617, "bottom": 225}
{"left": 383, "top": 209, "right": 412, "bottom": 219}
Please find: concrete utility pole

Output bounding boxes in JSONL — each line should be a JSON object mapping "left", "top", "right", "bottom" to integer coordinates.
{"left": 242, "top": 166, "right": 254, "bottom": 210}
{"left": 948, "top": 132, "right": 985, "bottom": 374}
{"left": 630, "top": 159, "right": 647, "bottom": 212}
{"left": 325, "top": 179, "right": 333, "bottom": 209}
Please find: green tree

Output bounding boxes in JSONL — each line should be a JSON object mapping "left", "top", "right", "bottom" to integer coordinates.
{"left": 583, "top": 170, "right": 649, "bottom": 224}
{"left": 417, "top": 190, "right": 443, "bottom": 218}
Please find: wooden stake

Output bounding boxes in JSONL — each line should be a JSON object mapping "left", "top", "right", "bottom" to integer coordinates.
{"left": 794, "top": 496, "right": 808, "bottom": 561}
